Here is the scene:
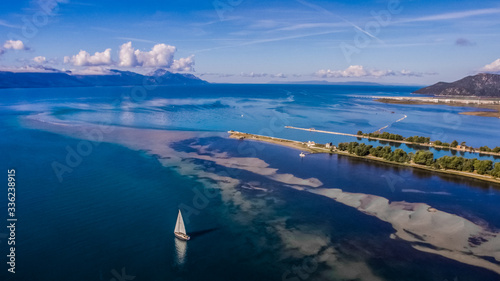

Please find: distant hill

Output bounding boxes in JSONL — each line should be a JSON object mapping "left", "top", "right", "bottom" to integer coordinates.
{"left": 0, "top": 68, "right": 208, "bottom": 89}
{"left": 414, "top": 73, "right": 500, "bottom": 97}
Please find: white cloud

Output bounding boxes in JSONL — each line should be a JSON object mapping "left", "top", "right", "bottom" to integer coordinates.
{"left": 118, "top": 42, "right": 195, "bottom": 71}
{"left": 198, "top": 72, "right": 235, "bottom": 77}
{"left": 67, "top": 66, "right": 115, "bottom": 75}
{"left": 119, "top": 42, "right": 176, "bottom": 67}
{"left": 64, "top": 48, "right": 113, "bottom": 66}
{"left": 61, "top": 42, "right": 194, "bottom": 71}
{"left": 4, "top": 40, "right": 27, "bottom": 50}
{"left": 171, "top": 55, "right": 195, "bottom": 71}
{"left": 0, "top": 20, "right": 21, "bottom": 29}
{"left": 315, "top": 66, "right": 428, "bottom": 78}
{"left": 118, "top": 42, "right": 137, "bottom": 67}
{"left": 481, "top": 59, "right": 500, "bottom": 72}
{"left": 240, "top": 72, "right": 268, "bottom": 78}
{"left": 240, "top": 72, "right": 288, "bottom": 78}
{"left": 398, "top": 8, "right": 500, "bottom": 24}
{"left": 0, "top": 65, "right": 60, "bottom": 73}
{"left": 33, "top": 56, "right": 46, "bottom": 64}
{"left": 135, "top": 43, "right": 176, "bottom": 67}
{"left": 272, "top": 73, "right": 287, "bottom": 78}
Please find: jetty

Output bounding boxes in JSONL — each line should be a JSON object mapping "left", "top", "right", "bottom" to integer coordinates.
{"left": 228, "top": 130, "right": 331, "bottom": 154}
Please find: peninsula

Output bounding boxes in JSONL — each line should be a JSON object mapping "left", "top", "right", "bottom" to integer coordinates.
{"left": 284, "top": 126, "right": 500, "bottom": 157}
{"left": 414, "top": 73, "right": 500, "bottom": 97}
{"left": 375, "top": 73, "right": 500, "bottom": 117}
{"left": 376, "top": 96, "right": 500, "bottom": 118}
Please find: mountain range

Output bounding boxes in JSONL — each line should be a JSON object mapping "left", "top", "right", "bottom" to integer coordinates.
{"left": 0, "top": 68, "right": 208, "bottom": 89}
{"left": 414, "top": 73, "right": 500, "bottom": 97}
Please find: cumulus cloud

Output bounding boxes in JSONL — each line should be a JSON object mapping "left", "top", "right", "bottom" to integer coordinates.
{"left": 33, "top": 56, "right": 46, "bottom": 64}
{"left": 4, "top": 40, "right": 27, "bottom": 50}
{"left": 62, "top": 42, "right": 195, "bottom": 71}
{"left": 135, "top": 43, "right": 176, "bottom": 67}
{"left": 171, "top": 55, "right": 195, "bottom": 71}
{"left": 315, "top": 65, "right": 430, "bottom": 78}
{"left": 455, "top": 38, "right": 475, "bottom": 47}
{"left": 481, "top": 59, "right": 500, "bottom": 72}
{"left": 118, "top": 42, "right": 195, "bottom": 71}
{"left": 64, "top": 48, "right": 113, "bottom": 66}
{"left": 118, "top": 42, "right": 137, "bottom": 67}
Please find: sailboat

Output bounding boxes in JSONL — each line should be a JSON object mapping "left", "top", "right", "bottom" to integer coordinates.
{"left": 299, "top": 152, "right": 305, "bottom": 157}
{"left": 174, "top": 210, "right": 190, "bottom": 241}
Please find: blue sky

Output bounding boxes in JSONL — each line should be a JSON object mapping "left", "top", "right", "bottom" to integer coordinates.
{"left": 1, "top": 0, "right": 500, "bottom": 84}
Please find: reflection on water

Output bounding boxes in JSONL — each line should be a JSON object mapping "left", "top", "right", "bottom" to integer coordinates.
{"left": 175, "top": 238, "right": 187, "bottom": 265}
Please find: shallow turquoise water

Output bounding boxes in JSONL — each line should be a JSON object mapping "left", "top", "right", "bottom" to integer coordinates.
{"left": 1, "top": 84, "right": 500, "bottom": 281}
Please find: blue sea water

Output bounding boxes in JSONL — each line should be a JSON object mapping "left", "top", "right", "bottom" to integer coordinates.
{"left": 1, "top": 84, "right": 500, "bottom": 281}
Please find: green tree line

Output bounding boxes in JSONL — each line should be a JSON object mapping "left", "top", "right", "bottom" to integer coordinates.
{"left": 356, "top": 130, "right": 500, "bottom": 152}
{"left": 338, "top": 141, "right": 500, "bottom": 178}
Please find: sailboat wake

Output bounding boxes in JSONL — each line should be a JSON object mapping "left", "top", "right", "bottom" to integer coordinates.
{"left": 174, "top": 238, "right": 187, "bottom": 266}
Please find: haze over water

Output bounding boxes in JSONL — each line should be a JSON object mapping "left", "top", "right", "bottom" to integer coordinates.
{"left": 1, "top": 84, "right": 500, "bottom": 281}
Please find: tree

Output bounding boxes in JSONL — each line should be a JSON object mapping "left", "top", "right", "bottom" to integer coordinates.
{"left": 414, "top": 151, "right": 435, "bottom": 166}
{"left": 354, "top": 143, "right": 372, "bottom": 156}
{"left": 338, "top": 142, "right": 348, "bottom": 151}
{"left": 492, "top": 162, "right": 500, "bottom": 178}
{"left": 479, "top": 146, "right": 492, "bottom": 152}
{"left": 462, "top": 158, "right": 475, "bottom": 172}
{"left": 450, "top": 140, "right": 458, "bottom": 147}
{"left": 474, "top": 160, "right": 493, "bottom": 175}
{"left": 434, "top": 140, "right": 443, "bottom": 146}
{"left": 369, "top": 146, "right": 383, "bottom": 157}
{"left": 450, "top": 156, "right": 464, "bottom": 170}
{"left": 493, "top": 147, "right": 500, "bottom": 153}
{"left": 436, "top": 156, "right": 451, "bottom": 169}
{"left": 357, "top": 130, "right": 363, "bottom": 135}
{"left": 347, "top": 142, "right": 359, "bottom": 154}
{"left": 389, "top": 149, "right": 409, "bottom": 163}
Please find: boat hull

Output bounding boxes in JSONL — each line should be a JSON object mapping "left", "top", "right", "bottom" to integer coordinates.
{"left": 174, "top": 232, "right": 190, "bottom": 241}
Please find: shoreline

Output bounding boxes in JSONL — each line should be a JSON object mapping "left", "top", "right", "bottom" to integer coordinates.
{"left": 284, "top": 126, "right": 500, "bottom": 158}
{"left": 375, "top": 97, "right": 500, "bottom": 118}
{"left": 228, "top": 131, "right": 500, "bottom": 186}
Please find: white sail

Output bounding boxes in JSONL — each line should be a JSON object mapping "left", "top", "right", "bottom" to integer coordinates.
{"left": 174, "top": 210, "right": 186, "bottom": 234}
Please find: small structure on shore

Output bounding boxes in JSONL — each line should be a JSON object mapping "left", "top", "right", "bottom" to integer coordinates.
{"left": 325, "top": 142, "right": 333, "bottom": 148}
{"left": 307, "top": 141, "right": 316, "bottom": 147}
